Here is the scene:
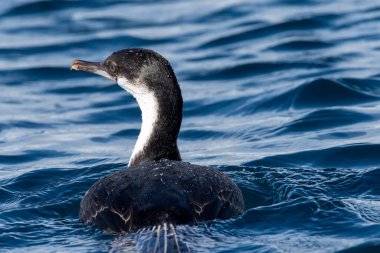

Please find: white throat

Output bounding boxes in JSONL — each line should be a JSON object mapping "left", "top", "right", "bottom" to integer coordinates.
{"left": 117, "top": 77, "right": 159, "bottom": 166}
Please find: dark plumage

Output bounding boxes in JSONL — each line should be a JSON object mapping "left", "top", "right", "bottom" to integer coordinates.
{"left": 80, "top": 160, "right": 244, "bottom": 233}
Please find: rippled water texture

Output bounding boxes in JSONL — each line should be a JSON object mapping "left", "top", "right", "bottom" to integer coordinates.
{"left": 1, "top": 0, "right": 380, "bottom": 252}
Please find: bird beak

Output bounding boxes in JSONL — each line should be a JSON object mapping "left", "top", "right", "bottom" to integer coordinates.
{"left": 71, "top": 59, "right": 115, "bottom": 81}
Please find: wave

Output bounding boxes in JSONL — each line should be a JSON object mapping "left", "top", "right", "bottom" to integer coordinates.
{"left": 0, "top": 150, "right": 73, "bottom": 165}
{"left": 278, "top": 108, "right": 375, "bottom": 133}
{"left": 269, "top": 39, "right": 333, "bottom": 51}
{"left": 244, "top": 143, "right": 380, "bottom": 168}
{"left": 248, "top": 78, "right": 380, "bottom": 113}
{"left": 199, "top": 16, "right": 335, "bottom": 49}
{"left": 0, "top": 67, "right": 72, "bottom": 84}
{"left": 187, "top": 61, "right": 329, "bottom": 81}
{"left": 0, "top": 33, "right": 172, "bottom": 57}
{"left": 337, "top": 241, "right": 380, "bottom": 253}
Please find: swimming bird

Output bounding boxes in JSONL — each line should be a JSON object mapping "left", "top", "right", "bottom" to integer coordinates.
{"left": 71, "top": 48, "right": 244, "bottom": 233}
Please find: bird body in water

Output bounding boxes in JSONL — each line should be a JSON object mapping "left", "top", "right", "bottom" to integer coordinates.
{"left": 71, "top": 48, "right": 244, "bottom": 233}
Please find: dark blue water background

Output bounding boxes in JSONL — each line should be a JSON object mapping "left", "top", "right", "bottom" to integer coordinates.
{"left": 1, "top": 0, "right": 380, "bottom": 252}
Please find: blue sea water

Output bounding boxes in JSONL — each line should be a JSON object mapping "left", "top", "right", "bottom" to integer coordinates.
{"left": 1, "top": 0, "right": 380, "bottom": 252}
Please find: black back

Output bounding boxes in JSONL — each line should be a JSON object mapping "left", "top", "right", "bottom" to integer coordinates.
{"left": 80, "top": 160, "right": 244, "bottom": 232}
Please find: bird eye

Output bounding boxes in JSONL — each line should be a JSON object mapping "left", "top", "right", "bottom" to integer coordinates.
{"left": 107, "top": 61, "right": 117, "bottom": 73}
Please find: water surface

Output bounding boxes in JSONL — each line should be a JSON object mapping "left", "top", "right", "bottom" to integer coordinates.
{"left": 1, "top": 0, "right": 380, "bottom": 252}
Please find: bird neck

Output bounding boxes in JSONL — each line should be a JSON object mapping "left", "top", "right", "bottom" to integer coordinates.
{"left": 128, "top": 86, "right": 182, "bottom": 167}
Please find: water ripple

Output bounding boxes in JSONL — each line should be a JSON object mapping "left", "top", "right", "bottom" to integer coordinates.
{"left": 1, "top": 0, "right": 380, "bottom": 252}
{"left": 245, "top": 144, "right": 380, "bottom": 168}
{"left": 199, "top": 16, "right": 333, "bottom": 49}
{"left": 250, "top": 78, "right": 380, "bottom": 112}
